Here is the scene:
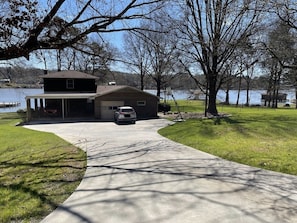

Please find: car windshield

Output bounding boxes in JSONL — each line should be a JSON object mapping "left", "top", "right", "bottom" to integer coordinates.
{"left": 122, "top": 109, "right": 133, "bottom": 112}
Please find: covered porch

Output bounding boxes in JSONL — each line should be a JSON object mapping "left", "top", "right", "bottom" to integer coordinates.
{"left": 25, "top": 93, "right": 96, "bottom": 122}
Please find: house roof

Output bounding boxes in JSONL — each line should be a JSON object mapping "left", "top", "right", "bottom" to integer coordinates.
{"left": 41, "top": 70, "right": 99, "bottom": 79}
{"left": 96, "top": 85, "right": 159, "bottom": 98}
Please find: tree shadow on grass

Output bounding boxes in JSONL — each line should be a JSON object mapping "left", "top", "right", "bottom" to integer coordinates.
{"left": 0, "top": 148, "right": 86, "bottom": 222}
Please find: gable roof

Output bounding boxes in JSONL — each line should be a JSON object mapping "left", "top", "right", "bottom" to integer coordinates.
{"left": 96, "top": 85, "right": 159, "bottom": 98}
{"left": 41, "top": 70, "right": 99, "bottom": 79}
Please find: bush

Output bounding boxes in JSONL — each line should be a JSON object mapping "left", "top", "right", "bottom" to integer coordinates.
{"left": 158, "top": 103, "right": 171, "bottom": 112}
{"left": 16, "top": 110, "right": 27, "bottom": 122}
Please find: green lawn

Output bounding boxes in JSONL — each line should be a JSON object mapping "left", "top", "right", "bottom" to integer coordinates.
{"left": 0, "top": 113, "right": 86, "bottom": 223}
{"left": 159, "top": 100, "right": 297, "bottom": 175}
{"left": 2, "top": 102, "right": 297, "bottom": 221}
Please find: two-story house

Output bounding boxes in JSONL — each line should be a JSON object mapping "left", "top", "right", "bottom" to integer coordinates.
{"left": 26, "top": 71, "right": 98, "bottom": 121}
{"left": 25, "top": 70, "right": 159, "bottom": 122}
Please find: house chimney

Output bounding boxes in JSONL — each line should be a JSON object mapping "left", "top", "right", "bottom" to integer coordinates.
{"left": 43, "top": 70, "right": 48, "bottom": 75}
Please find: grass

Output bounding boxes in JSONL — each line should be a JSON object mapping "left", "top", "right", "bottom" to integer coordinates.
{"left": 159, "top": 100, "right": 297, "bottom": 175}
{"left": 2, "top": 101, "right": 297, "bottom": 221}
{"left": 0, "top": 112, "right": 87, "bottom": 223}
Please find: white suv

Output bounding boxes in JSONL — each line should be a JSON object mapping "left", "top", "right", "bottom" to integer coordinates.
{"left": 114, "top": 106, "right": 137, "bottom": 124}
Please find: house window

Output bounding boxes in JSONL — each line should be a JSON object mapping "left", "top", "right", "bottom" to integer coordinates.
{"left": 137, "top": 101, "right": 146, "bottom": 106}
{"left": 108, "top": 106, "right": 118, "bottom": 110}
{"left": 66, "top": 79, "right": 74, "bottom": 89}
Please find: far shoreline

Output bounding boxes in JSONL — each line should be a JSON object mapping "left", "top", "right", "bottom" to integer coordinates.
{"left": 0, "top": 83, "right": 43, "bottom": 89}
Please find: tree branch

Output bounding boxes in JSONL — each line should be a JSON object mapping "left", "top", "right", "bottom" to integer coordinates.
{"left": 0, "top": 0, "right": 164, "bottom": 61}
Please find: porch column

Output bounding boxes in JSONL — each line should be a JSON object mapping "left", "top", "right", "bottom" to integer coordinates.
{"left": 34, "top": 99, "right": 38, "bottom": 111}
{"left": 62, "top": 98, "right": 65, "bottom": 120}
{"left": 26, "top": 98, "right": 31, "bottom": 122}
{"left": 40, "top": 99, "right": 44, "bottom": 110}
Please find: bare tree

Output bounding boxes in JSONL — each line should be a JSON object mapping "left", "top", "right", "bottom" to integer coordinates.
{"left": 122, "top": 9, "right": 182, "bottom": 96}
{"left": 51, "top": 41, "right": 114, "bottom": 73}
{"left": 262, "top": 19, "right": 296, "bottom": 108}
{"left": 285, "top": 59, "right": 297, "bottom": 108}
{"left": 34, "top": 50, "right": 53, "bottom": 70}
{"left": 144, "top": 23, "right": 181, "bottom": 97}
{"left": 177, "top": 0, "right": 263, "bottom": 115}
{"left": 234, "top": 44, "right": 259, "bottom": 107}
{"left": 0, "top": 0, "right": 165, "bottom": 61}
{"left": 267, "top": 1, "right": 297, "bottom": 108}
{"left": 122, "top": 31, "right": 150, "bottom": 90}
{"left": 270, "top": 0, "right": 297, "bottom": 32}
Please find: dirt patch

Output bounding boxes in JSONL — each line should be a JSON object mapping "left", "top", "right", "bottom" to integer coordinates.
{"left": 158, "top": 112, "right": 231, "bottom": 120}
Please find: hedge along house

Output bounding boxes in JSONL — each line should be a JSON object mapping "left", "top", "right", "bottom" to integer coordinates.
{"left": 95, "top": 85, "right": 159, "bottom": 121}
{"left": 25, "top": 71, "right": 159, "bottom": 122}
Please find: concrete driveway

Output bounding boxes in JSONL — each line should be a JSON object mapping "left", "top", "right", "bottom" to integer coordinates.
{"left": 25, "top": 119, "right": 297, "bottom": 223}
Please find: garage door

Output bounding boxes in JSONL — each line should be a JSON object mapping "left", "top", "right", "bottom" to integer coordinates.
{"left": 101, "top": 101, "right": 124, "bottom": 120}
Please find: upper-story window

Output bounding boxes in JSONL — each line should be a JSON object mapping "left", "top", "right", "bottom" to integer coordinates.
{"left": 66, "top": 79, "right": 74, "bottom": 89}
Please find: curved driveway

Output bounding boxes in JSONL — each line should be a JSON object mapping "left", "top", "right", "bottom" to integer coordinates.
{"left": 25, "top": 119, "right": 297, "bottom": 223}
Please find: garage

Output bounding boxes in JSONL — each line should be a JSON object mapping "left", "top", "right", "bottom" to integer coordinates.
{"left": 100, "top": 101, "right": 124, "bottom": 121}
{"left": 95, "top": 85, "right": 159, "bottom": 120}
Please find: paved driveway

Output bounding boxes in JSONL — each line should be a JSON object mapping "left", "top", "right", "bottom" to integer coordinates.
{"left": 25, "top": 119, "right": 297, "bottom": 223}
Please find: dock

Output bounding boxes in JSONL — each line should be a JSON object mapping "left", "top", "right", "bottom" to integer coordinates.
{"left": 0, "top": 102, "right": 20, "bottom": 108}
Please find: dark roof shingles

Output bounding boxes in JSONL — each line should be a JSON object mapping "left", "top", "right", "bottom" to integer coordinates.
{"left": 96, "top": 85, "right": 158, "bottom": 98}
{"left": 41, "top": 70, "right": 98, "bottom": 79}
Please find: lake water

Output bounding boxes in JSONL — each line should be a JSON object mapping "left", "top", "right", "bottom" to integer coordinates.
{"left": 0, "top": 88, "right": 43, "bottom": 112}
{"left": 149, "top": 89, "right": 296, "bottom": 105}
{"left": 0, "top": 88, "right": 296, "bottom": 113}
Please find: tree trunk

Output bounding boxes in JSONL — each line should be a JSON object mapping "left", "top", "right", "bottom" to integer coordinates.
{"left": 140, "top": 62, "right": 144, "bottom": 90}
{"left": 225, "top": 89, "right": 230, "bottom": 105}
{"left": 245, "top": 79, "right": 250, "bottom": 106}
{"left": 268, "top": 91, "right": 272, "bottom": 107}
{"left": 275, "top": 88, "right": 279, "bottom": 108}
{"left": 236, "top": 75, "right": 242, "bottom": 106}
{"left": 140, "top": 75, "right": 144, "bottom": 91}
{"left": 272, "top": 76, "right": 276, "bottom": 108}
{"left": 207, "top": 91, "right": 218, "bottom": 115}
{"left": 156, "top": 77, "right": 162, "bottom": 97}
{"left": 225, "top": 80, "right": 231, "bottom": 105}
{"left": 245, "top": 88, "right": 250, "bottom": 106}
{"left": 275, "top": 71, "right": 282, "bottom": 108}
{"left": 57, "top": 49, "right": 62, "bottom": 71}
{"left": 204, "top": 81, "right": 208, "bottom": 117}
{"left": 207, "top": 75, "right": 218, "bottom": 115}
{"left": 295, "top": 87, "right": 297, "bottom": 109}
{"left": 140, "top": 72, "right": 144, "bottom": 90}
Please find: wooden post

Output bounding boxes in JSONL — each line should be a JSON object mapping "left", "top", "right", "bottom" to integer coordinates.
{"left": 26, "top": 98, "right": 31, "bottom": 122}
{"left": 34, "top": 98, "right": 38, "bottom": 111}
{"left": 62, "top": 98, "right": 65, "bottom": 120}
{"left": 40, "top": 98, "right": 44, "bottom": 110}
